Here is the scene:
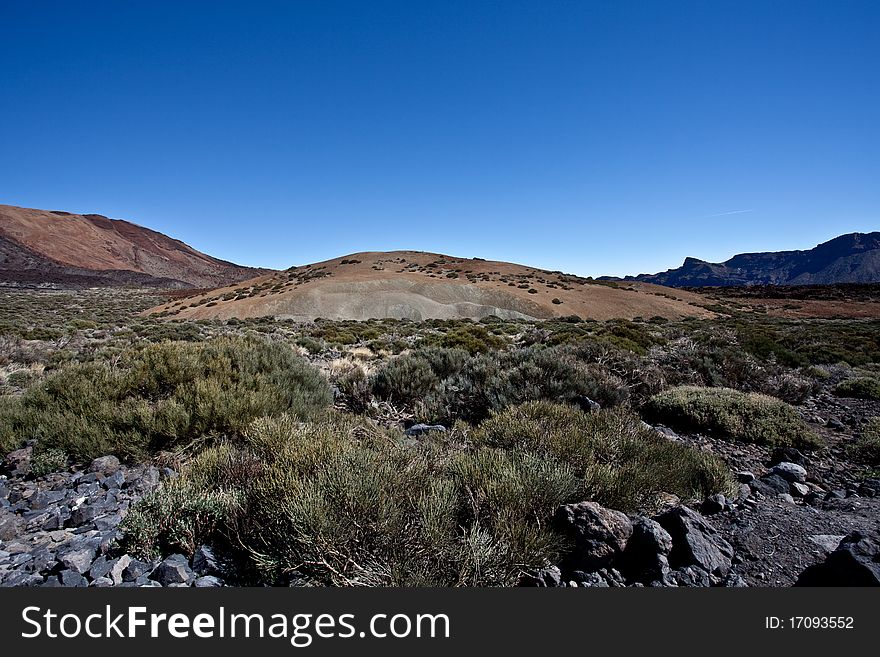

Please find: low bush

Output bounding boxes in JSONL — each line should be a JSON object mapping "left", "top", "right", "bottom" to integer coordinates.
{"left": 473, "top": 402, "right": 734, "bottom": 510}
{"left": 416, "top": 347, "right": 628, "bottom": 424}
{"left": 429, "top": 325, "right": 507, "bottom": 354}
{"left": 373, "top": 353, "right": 440, "bottom": 405}
{"left": 848, "top": 418, "right": 880, "bottom": 466}
{"left": 28, "top": 448, "right": 69, "bottom": 476}
{"left": 122, "top": 404, "right": 733, "bottom": 586}
{"left": 644, "top": 386, "right": 822, "bottom": 449}
{"left": 0, "top": 337, "right": 332, "bottom": 461}
{"left": 834, "top": 377, "right": 880, "bottom": 401}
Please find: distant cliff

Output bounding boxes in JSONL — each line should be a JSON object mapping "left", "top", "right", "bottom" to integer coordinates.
{"left": 623, "top": 232, "right": 880, "bottom": 287}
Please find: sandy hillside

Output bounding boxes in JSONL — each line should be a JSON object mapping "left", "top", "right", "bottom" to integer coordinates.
{"left": 148, "top": 250, "right": 714, "bottom": 321}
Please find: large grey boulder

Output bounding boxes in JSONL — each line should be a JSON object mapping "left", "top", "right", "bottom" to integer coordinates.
{"left": 59, "top": 545, "right": 97, "bottom": 575}
{"left": 151, "top": 554, "right": 194, "bottom": 586}
{"left": 554, "top": 501, "right": 633, "bottom": 571}
{"left": 655, "top": 505, "right": 734, "bottom": 577}
{"left": 89, "top": 456, "right": 121, "bottom": 476}
{"left": 622, "top": 517, "right": 673, "bottom": 583}
{"left": 0, "top": 510, "right": 23, "bottom": 541}
{"left": 769, "top": 462, "right": 807, "bottom": 484}
{"left": 4, "top": 446, "right": 32, "bottom": 477}
{"left": 796, "top": 530, "right": 880, "bottom": 586}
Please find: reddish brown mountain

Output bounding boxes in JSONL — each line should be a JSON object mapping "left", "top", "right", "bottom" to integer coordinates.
{"left": 0, "top": 204, "right": 266, "bottom": 288}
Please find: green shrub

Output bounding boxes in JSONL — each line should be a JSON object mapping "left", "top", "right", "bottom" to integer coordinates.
{"left": 28, "top": 447, "right": 68, "bottom": 476}
{"left": 418, "top": 347, "right": 628, "bottom": 424}
{"left": 431, "top": 325, "right": 507, "bottom": 354}
{"left": 4, "top": 369, "right": 36, "bottom": 389}
{"left": 123, "top": 405, "right": 731, "bottom": 586}
{"left": 473, "top": 402, "right": 734, "bottom": 510}
{"left": 849, "top": 418, "right": 880, "bottom": 466}
{"left": 121, "top": 444, "right": 247, "bottom": 558}
{"left": 373, "top": 353, "right": 440, "bottom": 405}
{"left": 0, "top": 337, "right": 332, "bottom": 461}
{"left": 834, "top": 377, "right": 880, "bottom": 401}
{"left": 645, "top": 386, "right": 822, "bottom": 449}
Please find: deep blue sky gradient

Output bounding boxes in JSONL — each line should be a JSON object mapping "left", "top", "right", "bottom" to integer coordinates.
{"left": 1, "top": 0, "right": 878, "bottom": 276}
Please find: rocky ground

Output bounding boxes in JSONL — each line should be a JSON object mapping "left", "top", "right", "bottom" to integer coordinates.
{"left": 0, "top": 449, "right": 222, "bottom": 587}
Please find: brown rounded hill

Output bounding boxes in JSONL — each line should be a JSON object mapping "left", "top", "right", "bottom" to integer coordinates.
{"left": 148, "top": 251, "right": 714, "bottom": 322}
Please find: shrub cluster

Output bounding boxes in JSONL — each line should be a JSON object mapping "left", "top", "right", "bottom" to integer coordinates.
{"left": 122, "top": 403, "right": 733, "bottom": 586}
{"left": 644, "top": 386, "right": 822, "bottom": 449}
{"left": 834, "top": 377, "right": 880, "bottom": 401}
{"left": 371, "top": 346, "right": 628, "bottom": 423}
{"left": 0, "top": 337, "right": 332, "bottom": 461}
{"left": 848, "top": 417, "right": 880, "bottom": 467}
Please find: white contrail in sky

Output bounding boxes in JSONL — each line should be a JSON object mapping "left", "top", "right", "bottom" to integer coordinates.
{"left": 702, "top": 209, "right": 755, "bottom": 218}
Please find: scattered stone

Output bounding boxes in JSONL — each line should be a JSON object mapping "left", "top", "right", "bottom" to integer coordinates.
{"left": 59, "top": 545, "right": 97, "bottom": 574}
{"left": 91, "top": 577, "right": 114, "bottom": 587}
{"left": 751, "top": 474, "right": 790, "bottom": 496}
{"left": 4, "top": 446, "right": 33, "bottom": 476}
{"left": 622, "top": 517, "right": 672, "bottom": 583}
{"left": 194, "top": 575, "right": 224, "bottom": 587}
{"left": 573, "top": 395, "right": 601, "bottom": 413}
{"left": 150, "top": 554, "right": 194, "bottom": 586}
{"left": 769, "top": 448, "right": 807, "bottom": 468}
{"left": 404, "top": 424, "right": 447, "bottom": 437}
{"left": 89, "top": 456, "right": 121, "bottom": 475}
{"left": 770, "top": 462, "right": 807, "bottom": 484}
{"left": 0, "top": 512, "right": 23, "bottom": 541}
{"left": 110, "top": 555, "right": 132, "bottom": 585}
{"left": 701, "top": 494, "right": 728, "bottom": 515}
{"left": 671, "top": 565, "right": 710, "bottom": 587}
{"left": 192, "top": 544, "right": 221, "bottom": 576}
{"left": 59, "top": 569, "right": 88, "bottom": 587}
{"left": 89, "top": 555, "right": 113, "bottom": 580}
{"left": 808, "top": 535, "right": 844, "bottom": 554}
{"left": 123, "top": 559, "right": 153, "bottom": 582}
{"left": 554, "top": 501, "right": 632, "bottom": 571}
{"left": 519, "top": 566, "right": 562, "bottom": 587}
{"left": 777, "top": 493, "right": 796, "bottom": 504}
{"left": 571, "top": 571, "right": 609, "bottom": 587}
{"left": 735, "top": 471, "right": 756, "bottom": 484}
{"left": 653, "top": 425, "right": 681, "bottom": 441}
{"left": 790, "top": 482, "right": 810, "bottom": 497}
{"left": 67, "top": 504, "right": 99, "bottom": 528}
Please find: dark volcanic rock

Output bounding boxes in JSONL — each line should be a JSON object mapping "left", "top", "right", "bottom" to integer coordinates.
{"left": 192, "top": 544, "right": 222, "bottom": 577}
{"left": 621, "top": 517, "right": 673, "bottom": 583}
{"left": 655, "top": 506, "right": 734, "bottom": 577}
{"left": 404, "top": 424, "right": 447, "bottom": 437}
{"left": 151, "top": 554, "right": 194, "bottom": 586}
{"left": 518, "top": 566, "right": 563, "bottom": 587}
{"left": 750, "top": 474, "right": 790, "bottom": 496}
{"left": 554, "top": 501, "right": 633, "bottom": 571}
{"left": 796, "top": 530, "right": 880, "bottom": 586}
{"left": 89, "top": 456, "right": 121, "bottom": 475}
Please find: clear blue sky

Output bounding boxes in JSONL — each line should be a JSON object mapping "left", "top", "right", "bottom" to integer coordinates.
{"left": 1, "top": 1, "right": 878, "bottom": 276}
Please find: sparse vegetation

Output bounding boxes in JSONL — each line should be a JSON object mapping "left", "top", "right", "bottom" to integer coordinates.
{"left": 849, "top": 417, "right": 880, "bottom": 466}
{"left": 835, "top": 376, "right": 880, "bottom": 401}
